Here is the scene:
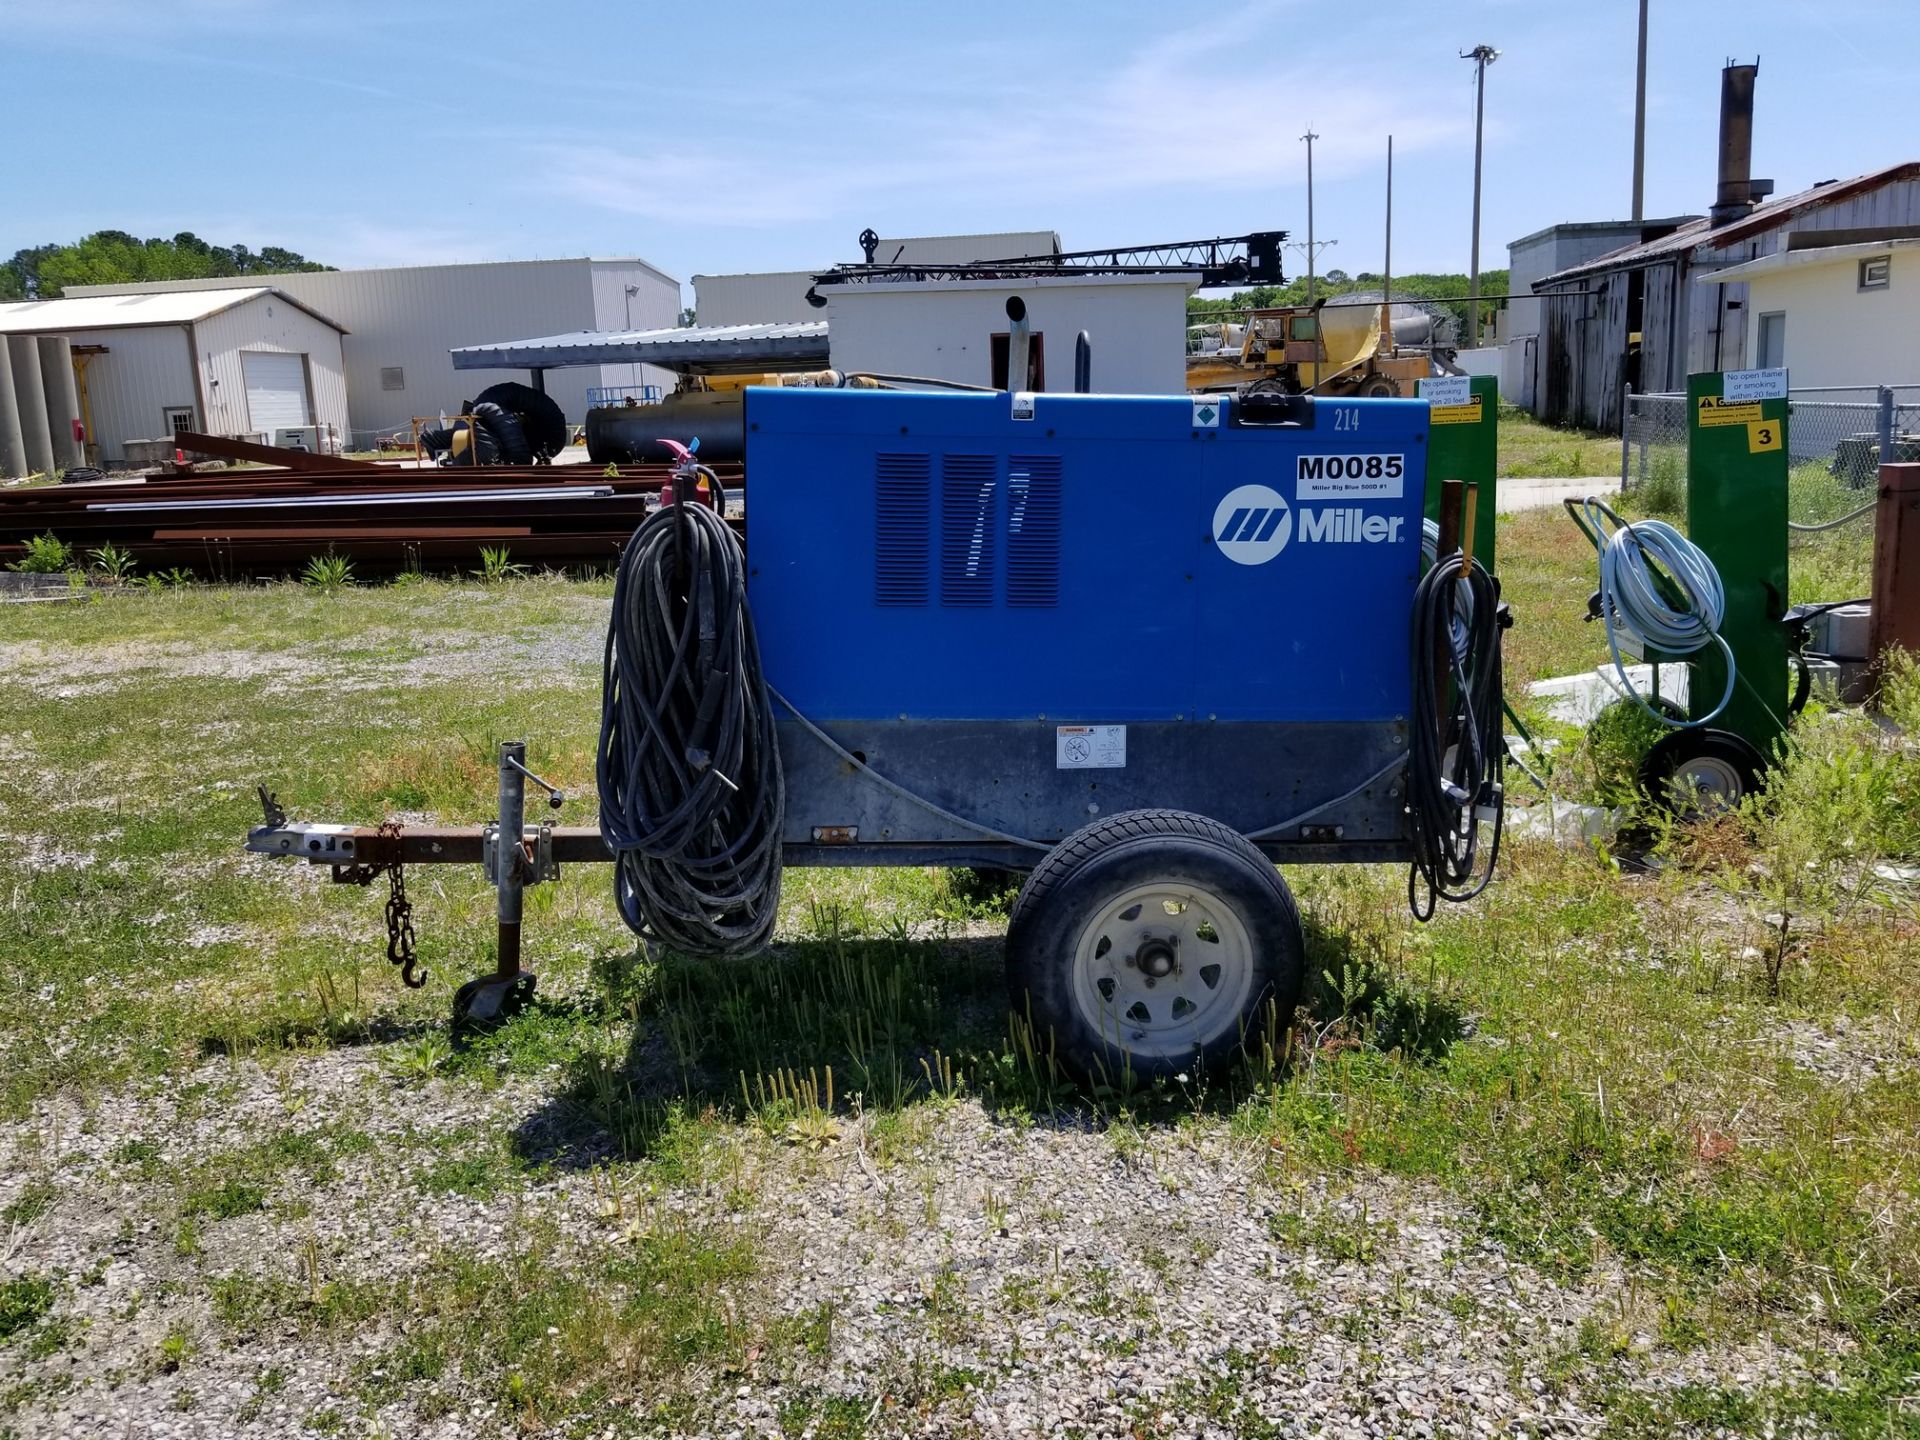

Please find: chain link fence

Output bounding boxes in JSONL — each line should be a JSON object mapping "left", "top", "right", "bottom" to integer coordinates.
{"left": 1623, "top": 384, "right": 1920, "bottom": 533}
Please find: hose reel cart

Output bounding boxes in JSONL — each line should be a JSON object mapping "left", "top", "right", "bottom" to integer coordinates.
{"left": 247, "top": 385, "right": 1504, "bottom": 1079}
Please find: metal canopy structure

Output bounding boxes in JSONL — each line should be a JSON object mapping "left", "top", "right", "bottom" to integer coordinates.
{"left": 810, "top": 231, "right": 1287, "bottom": 295}
{"left": 451, "top": 320, "right": 829, "bottom": 376}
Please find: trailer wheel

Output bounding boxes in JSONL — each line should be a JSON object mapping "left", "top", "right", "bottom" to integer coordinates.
{"left": 1007, "top": 809, "right": 1303, "bottom": 1080}
{"left": 1638, "top": 728, "right": 1766, "bottom": 817}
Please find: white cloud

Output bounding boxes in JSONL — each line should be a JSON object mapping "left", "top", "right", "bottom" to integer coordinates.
{"left": 531, "top": 16, "right": 1467, "bottom": 229}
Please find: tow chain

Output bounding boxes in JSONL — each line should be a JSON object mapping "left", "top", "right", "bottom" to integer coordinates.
{"left": 378, "top": 820, "right": 423, "bottom": 988}
{"left": 337, "top": 821, "right": 422, "bottom": 988}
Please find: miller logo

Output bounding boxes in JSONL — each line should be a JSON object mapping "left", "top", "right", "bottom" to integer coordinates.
{"left": 1211, "top": 484, "right": 1293, "bottom": 565}
{"left": 1212, "top": 482, "right": 1408, "bottom": 566}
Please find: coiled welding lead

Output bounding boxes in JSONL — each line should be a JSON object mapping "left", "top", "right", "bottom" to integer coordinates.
{"left": 1407, "top": 549, "right": 1506, "bottom": 918}
{"left": 596, "top": 490, "right": 785, "bottom": 956}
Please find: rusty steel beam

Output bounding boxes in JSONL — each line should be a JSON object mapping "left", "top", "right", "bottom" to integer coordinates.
{"left": 172, "top": 431, "right": 385, "bottom": 472}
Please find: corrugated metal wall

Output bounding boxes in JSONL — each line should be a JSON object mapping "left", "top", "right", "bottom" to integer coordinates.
{"left": 585, "top": 261, "right": 681, "bottom": 398}
{"left": 691, "top": 271, "right": 819, "bottom": 326}
{"left": 65, "top": 259, "right": 683, "bottom": 440}
{"left": 191, "top": 294, "right": 348, "bottom": 443}
{"left": 47, "top": 326, "right": 197, "bottom": 463}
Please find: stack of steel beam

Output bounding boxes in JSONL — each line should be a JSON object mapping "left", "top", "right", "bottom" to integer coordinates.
{"left": 0, "top": 457, "right": 744, "bottom": 576}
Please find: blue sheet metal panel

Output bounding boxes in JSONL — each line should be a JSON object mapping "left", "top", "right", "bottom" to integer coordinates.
{"left": 746, "top": 388, "right": 1426, "bottom": 723}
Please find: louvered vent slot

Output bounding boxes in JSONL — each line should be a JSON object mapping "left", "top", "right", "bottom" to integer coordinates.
{"left": 1005, "top": 454, "right": 1062, "bottom": 607}
{"left": 874, "top": 452, "right": 931, "bottom": 605}
{"left": 940, "top": 454, "right": 998, "bottom": 606}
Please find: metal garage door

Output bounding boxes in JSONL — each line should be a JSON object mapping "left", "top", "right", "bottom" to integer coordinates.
{"left": 241, "top": 351, "right": 312, "bottom": 435}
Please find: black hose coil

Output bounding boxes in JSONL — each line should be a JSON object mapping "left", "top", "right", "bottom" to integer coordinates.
{"left": 1407, "top": 550, "right": 1506, "bottom": 919}
{"left": 597, "top": 490, "right": 785, "bottom": 955}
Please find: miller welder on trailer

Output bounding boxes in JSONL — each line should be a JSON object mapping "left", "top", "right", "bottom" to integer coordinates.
{"left": 247, "top": 313, "right": 1506, "bottom": 1082}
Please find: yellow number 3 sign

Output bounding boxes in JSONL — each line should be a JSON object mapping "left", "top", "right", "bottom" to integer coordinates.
{"left": 1747, "top": 419, "right": 1782, "bottom": 454}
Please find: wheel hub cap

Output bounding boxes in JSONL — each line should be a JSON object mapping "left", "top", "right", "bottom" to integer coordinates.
{"left": 1070, "top": 882, "right": 1256, "bottom": 1058}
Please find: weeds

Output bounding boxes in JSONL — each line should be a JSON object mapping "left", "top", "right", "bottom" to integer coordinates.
{"left": 7, "top": 532, "right": 74, "bottom": 573}
{"left": 300, "top": 551, "right": 355, "bottom": 591}
{"left": 473, "top": 545, "right": 528, "bottom": 582}
{"left": 133, "top": 566, "right": 194, "bottom": 591}
{"left": 0, "top": 1276, "right": 56, "bottom": 1341}
{"left": 87, "top": 543, "right": 137, "bottom": 581}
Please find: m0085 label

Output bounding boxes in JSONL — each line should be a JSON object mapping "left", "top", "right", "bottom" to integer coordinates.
{"left": 1296, "top": 454, "right": 1405, "bottom": 499}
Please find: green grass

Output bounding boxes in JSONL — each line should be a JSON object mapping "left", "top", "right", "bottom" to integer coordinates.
{"left": 1497, "top": 410, "right": 1616, "bottom": 479}
{"left": 2, "top": 570, "right": 1917, "bottom": 1435}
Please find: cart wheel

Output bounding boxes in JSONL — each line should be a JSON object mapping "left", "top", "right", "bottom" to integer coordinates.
{"left": 1006, "top": 809, "right": 1303, "bottom": 1081}
{"left": 1638, "top": 728, "right": 1767, "bottom": 817}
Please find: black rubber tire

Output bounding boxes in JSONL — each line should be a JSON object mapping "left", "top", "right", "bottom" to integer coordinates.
{"left": 473, "top": 382, "right": 567, "bottom": 460}
{"left": 1006, "top": 809, "right": 1303, "bottom": 1082}
{"left": 471, "top": 401, "right": 532, "bottom": 465}
{"left": 1638, "top": 728, "right": 1768, "bottom": 816}
{"left": 1357, "top": 375, "right": 1400, "bottom": 398}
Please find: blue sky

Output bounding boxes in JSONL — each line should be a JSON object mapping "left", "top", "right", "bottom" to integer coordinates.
{"left": 6, "top": 0, "right": 1917, "bottom": 301}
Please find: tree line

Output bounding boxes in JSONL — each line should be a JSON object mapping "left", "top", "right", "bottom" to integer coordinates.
{"left": 0, "top": 231, "right": 333, "bottom": 301}
{"left": 1190, "top": 268, "right": 1512, "bottom": 339}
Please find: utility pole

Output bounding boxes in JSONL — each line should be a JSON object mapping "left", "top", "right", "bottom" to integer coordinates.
{"left": 1631, "top": 0, "right": 1649, "bottom": 220}
{"left": 1300, "top": 125, "right": 1320, "bottom": 302}
{"left": 1384, "top": 135, "right": 1393, "bottom": 312}
{"left": 1285, "top": 239, "right": 1337, "bottom": 290}
{"left": 1461, "top": 43, "right": 1500, "bottom": 348}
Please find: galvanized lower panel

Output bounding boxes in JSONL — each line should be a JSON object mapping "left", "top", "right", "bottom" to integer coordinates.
{"left": 776, "top": 718, "right": 1409, "bottom": 866}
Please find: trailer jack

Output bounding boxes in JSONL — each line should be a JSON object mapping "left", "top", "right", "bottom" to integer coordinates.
{"left": 249, "top": 741, "right": 595, "bottom": 1033}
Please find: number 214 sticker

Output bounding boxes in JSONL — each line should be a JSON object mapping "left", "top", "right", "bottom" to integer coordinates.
{"left": 1746, "top": 419, "right": 1781, "bottom": 454}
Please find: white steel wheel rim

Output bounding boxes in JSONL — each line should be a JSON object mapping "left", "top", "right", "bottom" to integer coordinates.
{"left": 1069, "top": 881, "right": 1256, "bottom": 1059}
{"left": 1670, "top": 755, "right": 1744, "bottom": 814}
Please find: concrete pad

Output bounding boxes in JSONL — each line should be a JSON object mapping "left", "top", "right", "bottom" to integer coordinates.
{"left": 1506, "top": 799, "right": 1622, "bottom": 843}
{"left": 1528, "top": 663, "right": 1690, "bottom": 725}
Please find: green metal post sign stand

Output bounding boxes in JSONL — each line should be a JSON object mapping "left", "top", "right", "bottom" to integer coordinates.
{"left": 1420, "top": 373, "right": 1498, "bottom": 572}
{"left": 1685, "top": 369, "right": 1790, "bottom": 756}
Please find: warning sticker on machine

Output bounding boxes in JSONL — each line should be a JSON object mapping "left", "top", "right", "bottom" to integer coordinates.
{"left": 1056, "top": 725, "right": 1126, "bottom": 769}
{"left": 1296, "top": 453, "right": 1405, "bottom": 499}
{"left": 1696, "top": 396, "right": 1763, "bottom": 427}
{"left": 1430, "top": 395, "right": 1484, "bottom": 426}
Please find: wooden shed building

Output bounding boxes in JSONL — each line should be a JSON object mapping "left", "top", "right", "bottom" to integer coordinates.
{"left": 1527, "top": 60, "right": 1920, "bottom": 432}
{"left": 1532, "top": 160, "right": 1920, "bottom": 431}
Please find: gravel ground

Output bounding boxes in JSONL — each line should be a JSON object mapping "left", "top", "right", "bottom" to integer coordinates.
{"left": 1, "top": 1046, "right": 1831, "bottom": 1438}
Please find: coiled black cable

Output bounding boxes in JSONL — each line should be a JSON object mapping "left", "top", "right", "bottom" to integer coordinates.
{"left": 597, "top": 487, "right": 785, "bottom": 955}
{"left": 1407, "top": 550, "right": 1506, "bottom": 920}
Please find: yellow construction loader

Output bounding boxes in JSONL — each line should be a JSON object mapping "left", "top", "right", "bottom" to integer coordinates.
{"left": 1186, "top": 302, "right": 1437, "bottom": 398}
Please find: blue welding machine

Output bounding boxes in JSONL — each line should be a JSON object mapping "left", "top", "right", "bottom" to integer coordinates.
{"left": 245, "top": 365, "right": 1508, "bottom": 1072}
{"left": 747, "top": 387, "right": 1428, "bottom": 868}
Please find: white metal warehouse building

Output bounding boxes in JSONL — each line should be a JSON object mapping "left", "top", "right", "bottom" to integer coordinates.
{"left": 822, "top": 272, "right": 1195, "bottom": 393}
{"left": 0, "top": 287, "right": 349, "bottom": 466}
{"left": 692, "top": 232, "right": 1061, "bottom": 327}
{"left": 64, "top": 257, "right": 682, "bottom": 443}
